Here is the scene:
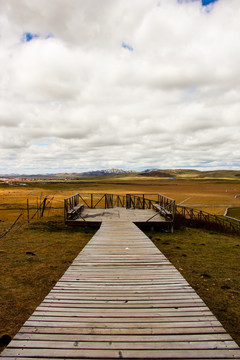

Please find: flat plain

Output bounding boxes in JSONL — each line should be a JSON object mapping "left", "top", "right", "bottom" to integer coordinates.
{"left": 1, "top": 176, "right": 240, "bottom": 221}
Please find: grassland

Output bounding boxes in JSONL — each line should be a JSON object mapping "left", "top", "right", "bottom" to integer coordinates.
{"left": 0, "top": 176, "right": 240, "bottom": 351}
{"left": 0, "top": 176, "right": 240, "bottom": 221}
{"left": 227, "top": 207, "right": 240, "bottom": 220}
{"left": 0, "top": 216, "right": 96, "bottom": 351}
{"left": 146, "top": 227, "right": 240, "bottom": 346}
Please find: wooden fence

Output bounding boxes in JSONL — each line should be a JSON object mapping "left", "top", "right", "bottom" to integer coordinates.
{"left": 64, "top": 193, "right": 126, "bottom": 219}
{"left": 125, "top": 193, "right": 175, "bottom": 219}
{"left": 64, "top": 193, "right": 175, "bottom": 222}
{"left": 175, "top": 205, "right": 240, "bottom": 235}
{"left": 64, "top": 192, "right": 240, "bottom": 235}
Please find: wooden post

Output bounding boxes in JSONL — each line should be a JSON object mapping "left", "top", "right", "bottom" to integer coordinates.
{"left": 27, "top": 199, "right": 30, "bottom": 224}
{"left": 36, "top": 197, "right": 39, "bottom": 218}
{"left": 0, "top": 212, "right": 23, "bottom": 239}
{"left": 40, "top": 197, "right": 47, "bottom": 218}
{"left": 126, "top": 194, "right": 130, "bottom": 209}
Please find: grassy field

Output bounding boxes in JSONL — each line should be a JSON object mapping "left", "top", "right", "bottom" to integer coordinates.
{"left": 146, "top": 227, "right": 240, "bottom": 346}
{"left": 0, "top": 216, "right": 96, "bottom": 351}
{"left": 1, "top": 215, "right": 240, "bottom": 351}
{"left": 0, "top": 177, "right": 240, "bottom": 351}
{"left": 227, "top": 207, "right": 240, "bottom": 220}
{"left": 0, "top": 177, "right": 240, "bottom": 221}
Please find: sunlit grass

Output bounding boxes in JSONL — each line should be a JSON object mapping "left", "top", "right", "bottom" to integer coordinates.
{"left": 0, "top": 215, "right": 96, "bottom": 351}
{"left": 146, "top": 227, "right": 240, "bottom": 346}
{"left": 0, "top": 178, "right": 240, "bottom": 221}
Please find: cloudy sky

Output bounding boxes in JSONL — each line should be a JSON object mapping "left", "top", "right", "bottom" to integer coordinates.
{"left": 0, "top": 0, "right": 239, "bottom": 174}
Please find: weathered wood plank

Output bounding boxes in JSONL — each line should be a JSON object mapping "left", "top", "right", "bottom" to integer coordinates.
{"left": 2, "top": 348, "right": 240, "bottom": 359}
{"left": 33, "top": 308, "right": 213, "bottom": 316}
{"left": 14, "top": 333, "right": 232, "bottom": 342}
{"left": 24, "top": 320, "right": 223, "bottom": 328}
{"left": 7, "top": 339, "right": 238, "bottom": 350}
{"left": 17, "top": 325, "right": 228, "bottom": 335}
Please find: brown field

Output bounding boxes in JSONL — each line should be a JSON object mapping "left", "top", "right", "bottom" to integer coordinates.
{"left": 0, "top": 216, "right": 96, "bottom": 352}
{"left": 147, "top": 227, "right": 240, "bottom": 346}
{"left": 0, "top": 177, "right": 240, "bottom": 222}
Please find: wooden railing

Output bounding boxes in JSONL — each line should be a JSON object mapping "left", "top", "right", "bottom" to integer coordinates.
{"left": 64, "top": 193, "right": 175, "bottom": 222}
{"left": 64, "top": 193, "right": 126, "bottom": 220}
{"left": 125, "top": 193, "right": 175, "bottom": 221}
{"left": 175, "top": 205, "right": 240, "bottom": 235}
{"left": 64, "top": 192, "right": 240, "bottom": 234}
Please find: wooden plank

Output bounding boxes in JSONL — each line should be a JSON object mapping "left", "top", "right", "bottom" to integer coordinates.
{"left": 2, "top": 348, "right": 240, "bottom": 358}
{"left": 14, "top": 333, "right": 232, "bottom": 342}
{"left": 24, "top": 320, "right": 223, "bottom": 328}
{"left": 39, "top": 302, "right": 207, "bottom": 309}
{"left": 27, "top": 316, "right": 218, "bottom": 323}
{"left": 7, "top": 339, "right": 238, "bottom": 350}
{"left": 33, "top": 308, "right": 213, "bottom": 316}
{"left": 18, "top": 325, "right": 227, "bottom": 335}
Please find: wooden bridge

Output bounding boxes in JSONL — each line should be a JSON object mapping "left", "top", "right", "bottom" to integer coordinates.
{"left": 1, "top": 193, "right": 240, "bottom": 359}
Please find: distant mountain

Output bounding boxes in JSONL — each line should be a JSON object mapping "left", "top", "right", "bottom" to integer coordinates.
{"left": 0, "top": 169, "right": 136, "bottom": 180}
{"left": 142, "top": 168, "right": 159, "bottom": 173}
{"left": 1, "top": 168, "right": 240, "bottom": 180}
{"left": 79, "top": 168, "right": 135, "bottom": 177}
{"left": 139, "top": 169, "right": 240, "bottom": 179}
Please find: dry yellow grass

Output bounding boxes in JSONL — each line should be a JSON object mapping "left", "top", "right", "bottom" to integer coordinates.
{"left": 148, "top": 227, "right": 240, "bottom": 346}
{"left": 0, "top": 178, "right": 240, "bottom": 222}
{"left": 0, "top": 216, "right": 96, "bottom": 352}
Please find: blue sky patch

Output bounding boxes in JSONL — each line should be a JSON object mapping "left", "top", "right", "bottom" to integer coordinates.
{"left": 122, "top": 42, "right": 133, "bottom": 52}
{"left": 21, "top": 32, "right": 54, "bottom": 43}
{"left": 177, "top": 0, "right": 218, "bottom": 5}
{"left": 22, "top": 32, "right": 40, "bottom": 42}
{"left": 202, "top": 0, "right": 218, "bottom": 5}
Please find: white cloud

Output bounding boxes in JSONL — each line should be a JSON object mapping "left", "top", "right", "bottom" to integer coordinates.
{"left": 0, "top": 0, "right": 239, "bottom": 173}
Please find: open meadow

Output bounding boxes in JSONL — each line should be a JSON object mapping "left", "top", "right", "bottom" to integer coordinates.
{"left": 0, "top": 176, "right": 240, "bottom": 352}
{"left": 1, "top": 176, "right": 240, "bottom": 222}
{"left": 0, "top": 216, "right": 96, "bottom": 351}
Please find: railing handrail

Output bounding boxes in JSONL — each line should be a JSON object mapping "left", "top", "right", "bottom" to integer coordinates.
{"left": 132, "top": 193, "right": 175, "bottom": 202}
{"left": 64, "top": 193, "right": 80, "bottom": 201}
{"left": 64, "top": 192, "right": 173, "bottom": 209}
{"left": 64, "top": 192, "right": 240, "bottom": 235}
{"left": 176, "top": 204, "right": 239, "bottom": 225}
{"left": 175, "top": 204, "right": 240, "bottom": 234}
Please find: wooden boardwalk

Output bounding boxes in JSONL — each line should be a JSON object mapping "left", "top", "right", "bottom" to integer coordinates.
{"left": 70, "top": 207, "right": 167, "bottom": 224}
{"left": 1, "top": 220, "right": 240, "bottom": 359}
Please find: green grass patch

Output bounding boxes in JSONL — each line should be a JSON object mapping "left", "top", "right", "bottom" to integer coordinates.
{"left": 0, "top": 216, "right": 96, "bottom": 351}
{"left": 145, "top": 227, "right": 240, "bottom": 346}
{"left": 227, "top": 207, "right": 240, "bottom": 220}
